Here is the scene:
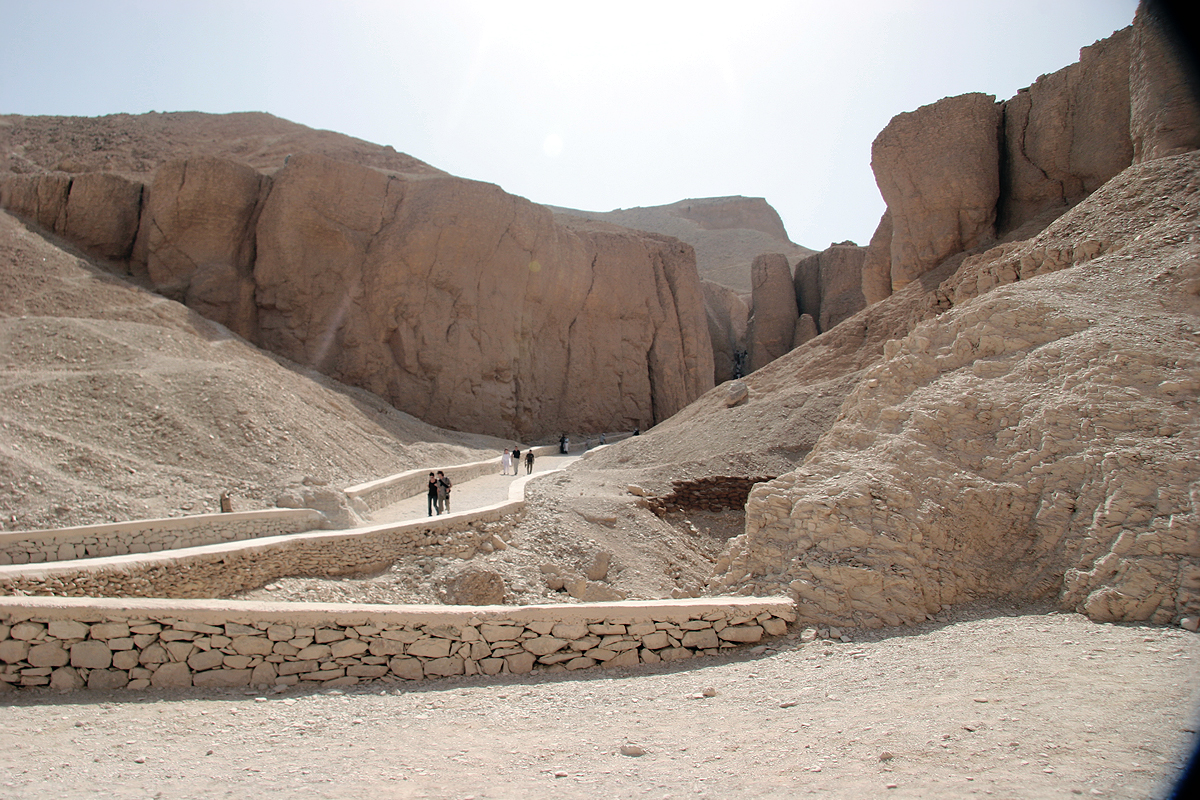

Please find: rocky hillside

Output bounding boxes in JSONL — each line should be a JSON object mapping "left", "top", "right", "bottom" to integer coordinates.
{"left": 0, "top": 116, "right": 714, "bottom": 440}
{"left": 0, "top": 110, "right": 441, "bottom": 178}
{"left": 0, "top": 208, "right": 509, "bottom": 531}
{"left": 550, "top": 196, "right": 812, "bottom": 294}
{"left": 562, "top": 3, "right": 1200, "bottom": 626}
{"left": 718, "top": 151, "right": 1199, "bottom": 627}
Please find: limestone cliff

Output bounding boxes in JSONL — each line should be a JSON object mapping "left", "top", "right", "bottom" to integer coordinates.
{"left": 711, "top": 151, "right": 1200, "bottom": 627}
{"left": 0, "top": 116, "right": 713, "bottom": 440}
{"left": 868, "top": 6, "right": 1198, "bottom": 303}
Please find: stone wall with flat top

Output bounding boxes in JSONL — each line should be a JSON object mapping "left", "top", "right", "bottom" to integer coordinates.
{"left": 0, "top": 596, "right": 794, "bottom": 692}
{"left": 0, "top": 509, "right": 323, "bottom": 566}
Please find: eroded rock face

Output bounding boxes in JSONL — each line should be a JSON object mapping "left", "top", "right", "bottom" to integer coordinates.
{"left": 0, "top": 172, "right": 143, "bottom": 263}
{"left": 816, "top": 242, "right": 868, "bottom": 332}
{"left": 703, "top": 280, "right": 749, "bottom": 383}
{"left": 746, "top": 253, "right": 797, "bottom": 373}
{"left": 1130, "top": 0, "right": 1200, "bottom": 162}
{"left": 871, "top": 92, "right": 1002, "bottom": 291}
{"left": 999, "top": 28, "right": 1133, "bottom": 233}
{"left": 792, "top": 252, "right": 821, "bottom": 327}
{"left": 711, "top": 152, "right": 1200, "bottom": 628}
{"left": 135, "top": 157, "right": 268, "bottom": 338}
{"left": 62, "top": 173, "right": 144, "bottom": 262}
{"left": 550, "top": 196, "right": 813, "bottom": 294}
{"left": 791, "top": 313, "right": 818, "bottom": 349}
{"left": 253, "top": 154, "right": 713, "bottom": 438}
{"left": 860, "top": 210, "right": 892, "bottom": 305}
{"left": 0, "top": 173, "right": 70, "bottom": 232}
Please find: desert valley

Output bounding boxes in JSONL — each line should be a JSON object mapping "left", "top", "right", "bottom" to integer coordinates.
{"left": 0, "top": 2, "right": 1198, "bottom": 798}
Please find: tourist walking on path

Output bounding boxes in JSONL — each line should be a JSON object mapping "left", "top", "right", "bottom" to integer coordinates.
{"left": 501, "top": 449, "right": 513, "bottom": 475}
{"left": 436, "top": 471, "right": 452, "bottom": 514}
{"left": 426, "top": 472, "right": 438, "bottom": 517}
{"left": 512, "top": 446, "right": 521, "bottom": 470}
{"left": 525, "top": 450, "right": 535, "bottom": 474}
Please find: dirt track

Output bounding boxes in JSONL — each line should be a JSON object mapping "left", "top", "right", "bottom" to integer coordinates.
{"left": 2, "top": 607, "right": 1196, "bottom": 799}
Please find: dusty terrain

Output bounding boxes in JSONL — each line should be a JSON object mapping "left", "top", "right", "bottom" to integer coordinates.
{"left": 1, "top": 607, "right": 1196, "bottom": 799}
{"left": 0, "top": 209, "right": 508, "bottom": 532}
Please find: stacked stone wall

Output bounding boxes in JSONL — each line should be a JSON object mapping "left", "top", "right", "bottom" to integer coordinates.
{"left": 0, "top": 509, "right": 323, "bottom": 566}
{"left": 0, "top": 596, "right": 794, "bottom": 692}
{"left": 0, "top": 513, "right": 507, "bottom": 600}
{"left": 648, "top": 476, "right": 775, "bottom": 516}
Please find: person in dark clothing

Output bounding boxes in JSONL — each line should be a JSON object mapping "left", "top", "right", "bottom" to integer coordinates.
{"left": 436, "top": 471, "right": 452, "bottom": 514}
{"left": 559, "top": 434, "right": 568, "bottom": 454}
{"left": 525, "top": 449, "right": 535, "bottom": 474}
{"left": 426, "top": 472, "right": 438, "bottom": 517}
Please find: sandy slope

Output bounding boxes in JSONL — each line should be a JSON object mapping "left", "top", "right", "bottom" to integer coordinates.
{"left": 0, "top": 210, "right": 508, "bottom": 532}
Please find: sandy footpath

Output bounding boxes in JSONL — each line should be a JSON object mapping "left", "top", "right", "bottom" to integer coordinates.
{"left": 369, "top": 454, "right": 582, "bottom": 524}
{"left": 1, "top": 608, "right": 1196, "bottom": 799}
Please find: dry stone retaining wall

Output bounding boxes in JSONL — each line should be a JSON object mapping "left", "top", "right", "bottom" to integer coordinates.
{"left": 648, "top": 476, "right": 775, "bottom": 516}
{"left": 0, "top": 596, "right": 794, "bottom": 693}
{"left": 0, "top": 508, "right": 511, "bottom": 600}
{"left": 0, "top": 509, "right": 323, "bottom": 566}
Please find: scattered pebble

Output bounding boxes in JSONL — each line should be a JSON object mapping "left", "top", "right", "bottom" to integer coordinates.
{"left": 620, "top": 744, "right": 647, "bottom": 757}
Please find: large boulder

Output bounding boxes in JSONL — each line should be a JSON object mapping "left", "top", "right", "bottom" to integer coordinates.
{"left": 134, "top": 157, "right": 267, "bottom": 338}
{"left": 1130, "top": 0, "right": 1200, "bottom": 162}
{"left": 253, "top": 153, "right": 713, "bottom": 438}
{"left": 871, "top": 92, "right": 1002, "bottom": 290}
{"left": 745, "top": 253, "right": 798, "bottom": 373}
{"left": 999, "top": 28, "right": 1133, "bottom": 233}
{"left": 793, "top": 241, "right": 872, "bottom": 333}
{"left": 816, "top": 242, "right": 868, "bottom": 332}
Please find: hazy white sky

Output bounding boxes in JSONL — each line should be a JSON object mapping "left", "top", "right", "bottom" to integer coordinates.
{"left": 1, "top": 0, "right": 1137, "bottom": 248}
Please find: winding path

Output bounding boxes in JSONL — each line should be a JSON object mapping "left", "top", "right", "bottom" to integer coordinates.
{"left": 367, "top": 452, "right": 583, "bottom": 523}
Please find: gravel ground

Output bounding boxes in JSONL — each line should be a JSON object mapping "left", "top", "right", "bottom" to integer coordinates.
{"left": 2, "top": 607, "right": 1196, "bottom": 799}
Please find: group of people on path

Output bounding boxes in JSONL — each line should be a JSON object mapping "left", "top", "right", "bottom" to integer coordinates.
{"left": 426, "top": 471, "right": 452, "bottom": 516}
{"left": 502, "top": 447, "right": 534, "bottom": 475}
{"left": 426, "top": 433, "right": 634, "bottom": 518}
